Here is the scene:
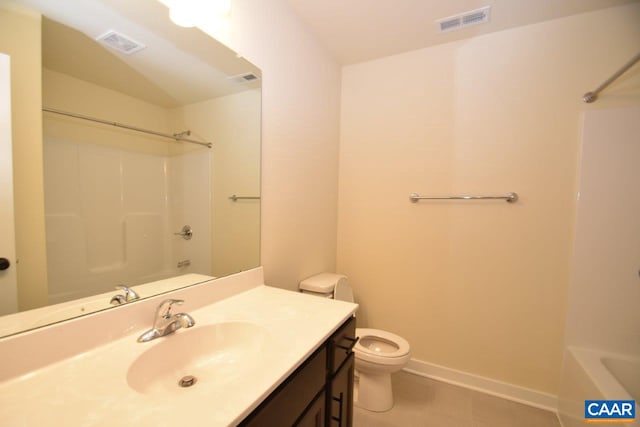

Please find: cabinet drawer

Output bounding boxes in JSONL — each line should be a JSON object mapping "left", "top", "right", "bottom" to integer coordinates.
{"left": 328, "top": 316, "right": 357, "bottom": 375}
{"left": 240, "top": 347, "right": 326, "bottom": 427}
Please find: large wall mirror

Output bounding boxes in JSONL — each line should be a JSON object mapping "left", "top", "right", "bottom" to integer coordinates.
{"left": 0, "top": 0, "right": 261, "bottom": 337}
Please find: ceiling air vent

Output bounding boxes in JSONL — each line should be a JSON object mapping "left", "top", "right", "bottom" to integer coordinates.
{"left": 228, "top": 72, "right": 261, "bottom": 85}
{"left": 437, "top": 6, "right": 491, "bottom": 33}
{"left": 96, "top": 30, "right": 146, "bottom": 55}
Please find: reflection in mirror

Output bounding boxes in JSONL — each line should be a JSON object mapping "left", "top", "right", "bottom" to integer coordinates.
{"left": 0, "top": 0, "right": 261, "bottom": 337}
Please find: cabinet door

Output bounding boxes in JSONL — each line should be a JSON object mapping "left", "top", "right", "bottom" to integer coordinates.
{"left": 327, "top": 354, "right": 354, "bottom": 427}
{"left": 328, "top": 317, "right": 357, "bottom": 375}
{"left": 240, "top": 348, "right": 326, "bottom": 427}
{"left": 295, "top": 390, "right": 325, "bottom": 427}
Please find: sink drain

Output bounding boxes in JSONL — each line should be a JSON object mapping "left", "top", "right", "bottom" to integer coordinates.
{"left": 178, "top": 375, "right": 197, "bottom": 387}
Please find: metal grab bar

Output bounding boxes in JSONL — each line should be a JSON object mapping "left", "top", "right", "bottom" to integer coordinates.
{"left": 583, "top": 51, "right": 640, "bottom": 103}
{"left": 43, "top": 107, "right": 212, "bottom": 148}
{"left": 409, "top": 192, "right": 518, "bottom": 203}
{"left": 228, "top": 194, "right": 261, "bottom": 201}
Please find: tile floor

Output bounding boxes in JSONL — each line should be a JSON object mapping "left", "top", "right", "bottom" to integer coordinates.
{"left": 353, "top": 372, "right": 561, "bottom": 427}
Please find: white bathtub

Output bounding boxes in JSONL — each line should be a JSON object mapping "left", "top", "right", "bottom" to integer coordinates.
{"left": 558, "top": 347, "right": 638, "bottom": 427}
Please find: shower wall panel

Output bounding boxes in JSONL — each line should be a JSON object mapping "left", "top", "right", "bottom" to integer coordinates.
{"left": 168, "top": 149, "right": 212, "bottom": 278}
{"left": 563, "top": 107, "right": 640, "bottom": 356}
{"left": 43, "top": 138, "right": 180, "bottom": 304}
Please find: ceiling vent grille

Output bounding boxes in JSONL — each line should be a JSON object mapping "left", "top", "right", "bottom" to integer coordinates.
{"left": 228, "top": 72, "right": 261, "bottom": 85}
{"left": 437, "top": 6, "right": 491, "bottom": 33}
{"left": 96, "top": 30, "right": 146, "bottom": 55}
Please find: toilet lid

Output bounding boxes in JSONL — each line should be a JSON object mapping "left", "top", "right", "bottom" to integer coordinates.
{"left": 354, "top": 328, "right": 410, "bottom": 359}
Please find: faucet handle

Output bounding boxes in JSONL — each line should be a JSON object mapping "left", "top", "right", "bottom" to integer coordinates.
{"left": 157, "top": 299, "right": 184, "bottom": 319}
{"left": 115, "top": 285, "right": 140, "bottom": 302}
{"left": 110, "top": 294, "right": 126, "bottom": 306}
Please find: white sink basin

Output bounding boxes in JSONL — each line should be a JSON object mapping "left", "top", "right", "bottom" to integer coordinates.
{"left": 127, "top": 322, "right": 271, "bottom": 395}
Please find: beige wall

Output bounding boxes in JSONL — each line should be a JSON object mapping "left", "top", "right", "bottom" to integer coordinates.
{"left": 337, "top": 4, "right": 640, "bottom": 395}
{"left": 43, "top": 68, "right": 173, "bottom": 156}
{"left": 175, "top": 90, "right": 261, "bottom": 277}
{"left": 201, "top": 0, "right": 342, "bottom": 290}
{"left": 0, "top": 5, "right": 48, "bottom": 310}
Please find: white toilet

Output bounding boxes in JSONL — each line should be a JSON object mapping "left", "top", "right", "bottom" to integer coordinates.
{"left": 299, "top": 273, "right": 411, "bottom": 412}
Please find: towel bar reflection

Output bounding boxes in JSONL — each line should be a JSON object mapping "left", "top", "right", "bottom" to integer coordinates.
{"left": 228, "top": 195, "right": 261, "bottom": 201}
{"left": 409, "top": 192, "right": 518, "bottom": 203}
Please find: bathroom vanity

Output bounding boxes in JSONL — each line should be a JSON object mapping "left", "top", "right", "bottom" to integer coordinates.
{"left": 241, "top": 316, "right": 356, "bottom": 426}
{"left": 0, "top": 268, "right": 358, "bottom": 426}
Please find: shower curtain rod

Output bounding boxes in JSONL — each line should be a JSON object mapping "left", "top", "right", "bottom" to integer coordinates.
{"left": 42, "top": 107, "right": 212, "bottom": 148}
{"left": 583, "top": 51, "right": 640, "bottom": 103}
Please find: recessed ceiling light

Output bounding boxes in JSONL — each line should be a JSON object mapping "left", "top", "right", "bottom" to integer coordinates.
{"left": 166, "top": 0, "right": 231, "bottom": 28}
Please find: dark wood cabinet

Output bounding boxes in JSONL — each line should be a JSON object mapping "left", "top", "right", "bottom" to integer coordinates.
{"left": 328, "top": 316, "right": 357, "bottom": 376}
{"left": 327, "top": 316, "right": 356, "bottom": 427}
{"left": 240, "top": 317, "right": 357, "bottom": 427}
{"left": 296, "top": 390, "right": 326, "bottom": 427}
{"left": 327, "top": 354, "right": 354, "bottom": 427}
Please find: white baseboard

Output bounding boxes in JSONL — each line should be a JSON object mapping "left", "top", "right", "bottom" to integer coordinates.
{"left": 403, "top": 358, "right": 558, "bottom": 412}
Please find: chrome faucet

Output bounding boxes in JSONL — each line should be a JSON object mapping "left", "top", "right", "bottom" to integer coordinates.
{"left": 110, "top": 285, "right": 140, "bottom": 305}
{"left": 137, "top": 299, "right": 196, "bottom": 343}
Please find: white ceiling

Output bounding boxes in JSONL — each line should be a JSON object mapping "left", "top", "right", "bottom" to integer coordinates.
{"left": 287, "top": 0, "right": 640, "bottom": 64}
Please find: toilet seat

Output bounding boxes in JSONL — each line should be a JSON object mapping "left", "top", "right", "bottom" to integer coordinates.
{"left": 354, "top": 328, "right": 410, "bottom": 364}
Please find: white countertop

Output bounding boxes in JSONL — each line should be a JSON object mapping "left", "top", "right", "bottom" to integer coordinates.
{"left": 0, "top": 280, "right": 358, "bottom": 426}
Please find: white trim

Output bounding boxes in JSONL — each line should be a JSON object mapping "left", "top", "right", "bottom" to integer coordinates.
{"left": 403, "top": 358, "right": 559, "bottom": 412}
{"left": 557, "top": 412, "right": 568, "bottom": 427}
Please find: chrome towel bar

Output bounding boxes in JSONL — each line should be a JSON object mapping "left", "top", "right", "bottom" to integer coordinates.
{"left": 228, "top": 194, "right": 261, "bottom": 201}
{"left": 409, "top": 192, "right": 518, "bottom": 203}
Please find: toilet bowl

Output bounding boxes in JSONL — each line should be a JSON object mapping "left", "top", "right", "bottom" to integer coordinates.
{"left": 299, "top": 273, "right": 411, "bottom": 412}
{"left": 353, "top": 328, "right": 411, "bottom": 411}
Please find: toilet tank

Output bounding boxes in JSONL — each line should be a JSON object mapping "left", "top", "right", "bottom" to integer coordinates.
{"left": 299, "top": 273, "right": 354, "bottom": 302}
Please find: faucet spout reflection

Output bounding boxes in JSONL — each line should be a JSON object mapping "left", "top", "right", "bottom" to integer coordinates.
{"left": 110, "top": 285, "right": 140, "bottom": 305}
{"left": 137, "top": 299, "right": 196, "bottom": 343}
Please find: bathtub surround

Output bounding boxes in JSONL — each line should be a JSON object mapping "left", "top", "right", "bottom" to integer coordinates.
{"left": 43, "top": 137, "right": 211, "bottom": 303}
{"left": 560, "top": 347, "right": 639, "bottom": 427}
{"left": 40, "top": 42, "right": 261, "bottom": 304}
{"left": 337, "top": 3, "right": 640, "bottom": 403}
{"left": 173, "top": 90, "right": 261, "bottom": 278}
{"left": 42, "top": 69, "right": 213, "bottom": 304}
{"left": 562, "top": 107, "right": 640, "bottom": 358}
{"left": 558, "top": 107, "right": 640, "bottom": 426}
